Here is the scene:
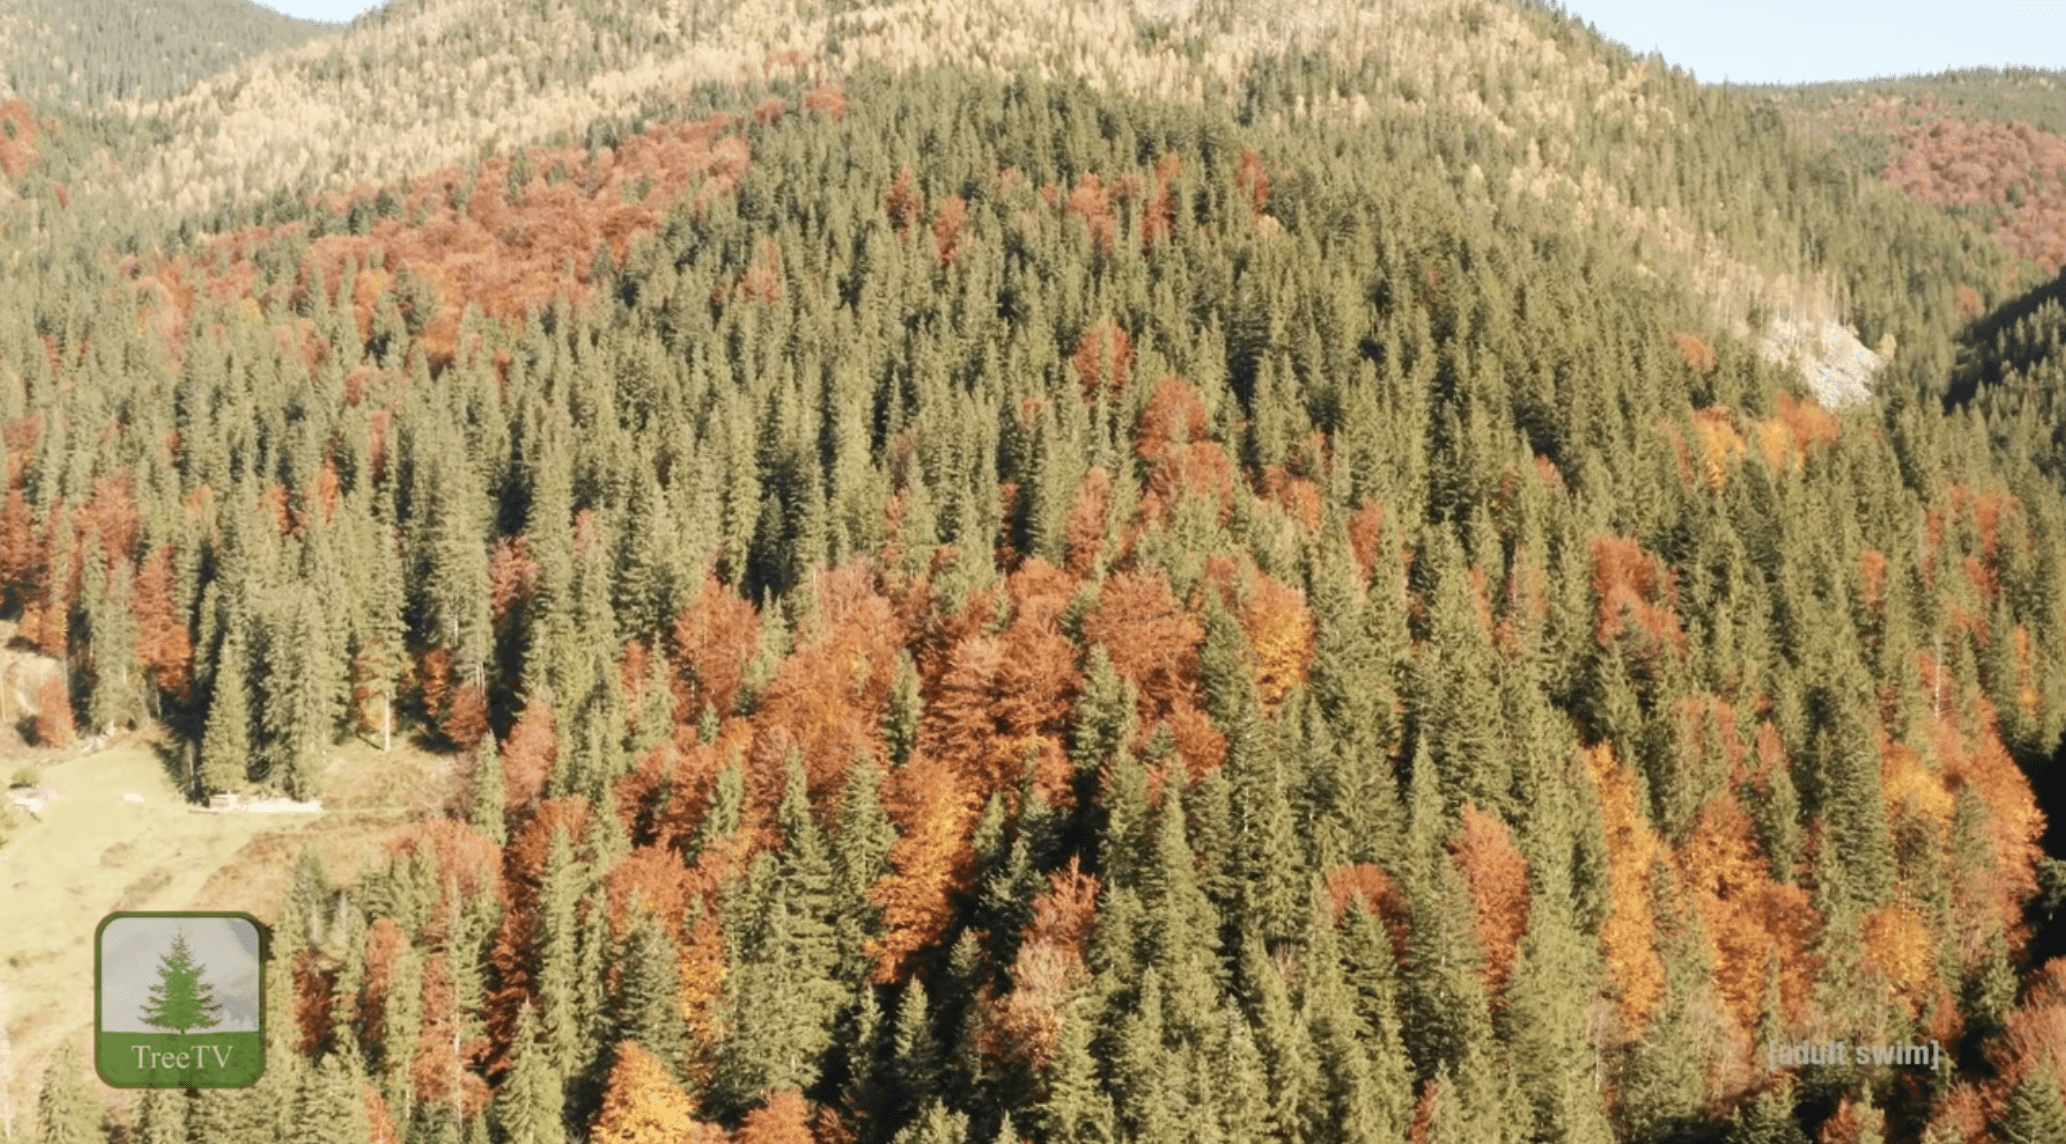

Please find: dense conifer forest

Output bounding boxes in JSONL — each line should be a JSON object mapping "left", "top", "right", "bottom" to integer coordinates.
{"left": 9, "top": 1, "right": 2066, "bottom": 1142}
{"left": 0, "top": 0, "right": 337, "bottom": 106}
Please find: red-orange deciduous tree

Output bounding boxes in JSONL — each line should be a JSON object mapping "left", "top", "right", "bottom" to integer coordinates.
{"left": 870, "top": 753, "right": 978, "bottom": 981}
{"left": 736, "top": 1089, "right": 816, "bottom": 1144}
{"left": 412, "top": 953, "right": 489, "bottom": 1114}
{"left": 1080, "top": 567, "right": 1201, "bottom": 714}
{"left": 1585, "top": 743, "right": 1666, "bottom": 1035}
{"left": 670, "top": 576, "right": 760, "bottom": 719}
{"left": 33, "top": 675, "right": 73, "bottom": 747}
{"left": 1065, "top": 173, "right": 1117, "bottom": 253}
{"left": 443, "top": 681, "right": 489, "bottom": 752}
{"left": 932, "top": 195, "right": 969, "bottom": 267}
{"left": 501, "top": 694, "right": 559, "bottom": 812}
{"left": 1235, "top": 150, "right": 1272, "bottom": 217}
{"left": 359, "top": 917, "right": 409, "bottom": 1065}
{"left": 1450, "top": 803, "right": 1530, "bottom": 998}
{"left": 1063, "top": 466, "right": 1111, "bottom": 578}
{"left": 1677, "top": 793, "right": 1817, "bottom": 1033}
{"left": 604, "top": 845, "right": 693, "bottom": 939}
{"left": 131, "top": 544, "right": 193, "bottom": 701}
{"left": 1072, "top": 320, "right": 1134, "bottom": 402}
{"left": 975, "top": 860, "right": 1099, "bottom": 1071}
{"left": 885, "top": 166, "right": 923, "bottom": 236}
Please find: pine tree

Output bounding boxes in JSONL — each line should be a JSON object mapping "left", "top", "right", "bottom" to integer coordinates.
{"left": 468, "top": 736, "right": 507, "bottom": 847}
{"left": 34, "top": 1042, "right": 96, "bottom": 1144}
{"left": 1997, "top": 1067, "right": 2066, "bottom": 1144}
{"left": 887, "top": 980, "right": 943, "bottom": 1130}
{"left": 140, "top": 927, "right": 225, "bottom": 1033}
{"left": 492, "top": 1002, "right": 567, "bottom": 1144}
{"left": 290, "top": 1051, "right": 371, "bottom": 1144}
{"left": 1037, "top": 995, "right": 1117, "bottom": 1144}
{"left": 1724, "top": 1083, "right": 1808, "bottom": 1144}
{"left": 135, "top": 1087, "right": 187, "bottom": 1144}
{"left": 537, "top": 826, "right": 586, "bottom": 1077}
{"left": 259, "top": 584, "right": 344, "bottom": 799}
{"left": 200, "top": 621, "right": 255, "bottom": 796}
{"left": 611, "top": 911, "right": 687, "bottom": 1073}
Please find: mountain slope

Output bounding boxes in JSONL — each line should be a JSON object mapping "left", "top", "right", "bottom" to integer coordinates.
{"left": 33, "top": 0, "right": 2019, "bottom": 415}
{"left": 0, "top": 0, "right": 338, "bottom": 106}
{"left": 7, "top": 49, "right": 2066, "bottom": 1142}
{"left": 6, "top": 5, "right": 2066, "bottom": 1143}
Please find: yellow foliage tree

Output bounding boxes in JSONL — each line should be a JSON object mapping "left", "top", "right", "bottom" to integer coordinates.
{"left": 590, "top": 1041, "right": 719, "bottom": 1144}
{"left": 1585, "top": 743, "right": 1666, "bottom": 1036}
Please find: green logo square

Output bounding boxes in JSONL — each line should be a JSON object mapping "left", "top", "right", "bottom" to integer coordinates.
{"left": 95, "top": 912, "right": 266, "bottom": 1088}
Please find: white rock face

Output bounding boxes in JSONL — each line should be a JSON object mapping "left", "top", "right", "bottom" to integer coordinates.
{"left": 1759, "top": 318, "right": 1882, "bottom": 408}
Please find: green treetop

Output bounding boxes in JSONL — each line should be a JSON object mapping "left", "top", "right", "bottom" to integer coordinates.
{"left": 139, "top": 928, "right": 224, "bottom": 1035}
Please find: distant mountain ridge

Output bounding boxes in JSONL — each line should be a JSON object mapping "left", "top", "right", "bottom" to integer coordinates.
{"left": 0, "top": 0, "right": 339, "bottom": 106}
{"left": 23, "top": 0, "right": 2014, "bottom": 413}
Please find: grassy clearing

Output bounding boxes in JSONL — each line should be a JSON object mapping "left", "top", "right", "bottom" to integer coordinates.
{"left": 0, "top": 733, "right": 457, "bottom": 1129}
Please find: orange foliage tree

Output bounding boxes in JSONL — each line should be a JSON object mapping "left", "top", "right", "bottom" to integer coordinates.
{"left": 1585, "top": 744, "right": 1666, "bottom": 1035}
{"left": 358, "top": 917, "right": 410, "bottom": 1066}
{"left": 1065, "top": 173, "right": 1117, "bottom": 252}
{"left": 748, "top": 564, "right": 900, "bottom": 817}
{"left": 1590, "top": 535, "right": 1685, "bottom": 673}
{"left": 411, "top": 953, "right": 490, "bottom": 1116}
{"left": 132, "top": 544, "right": 193, "bottom": 701}
{"left": 676, "top": 903, "right": 728, "bottom": 1077}
{"left": 33, "top": 675, "right": 73, "bottom": 747}
{"left": 920, "top": 560, "right": 1083, "bottom": 806}
{"left": 1062, "top": 466, "right": 1110, "bottom": 578}
{"left": 1240, "top": 570, "right": 1315, "bottom": 713}
{"left": 670, "top": 576, "right": 760, "bottom": 720}
{"left": 1071, "top": 320, "right": 1134, "bottom": 402}
{"left": 1080, "top": 567, "right": 1201, "bottom": 714}
{"left": 932, "top": 196, "right": 969, "bottom": 267}
{"left": 500, "top": 694, "right": 559, "bottom": 812}
{"left": 736, "top": 1089, "right": 816, "bottom": 1144}
{"left": 1449, "top": 803, "right": 1530, "bottom": 998}
{"left": 1133, "top": 378, "right": 1236, "bottom": 524}
{"left": 1676, "top": 793, "right": 1817, "bottom": 1033}
{"left": 590, "top": 1041, "right": 717, "bottom": 1144}
{"left": 975, "top": 859, "right": 1099, "bottom": 1072}
{"left": 870, "top": 752, "right": 978, "bottom": 981}
{"left": 443, "top": 681, "right": 490, "bottom": 752}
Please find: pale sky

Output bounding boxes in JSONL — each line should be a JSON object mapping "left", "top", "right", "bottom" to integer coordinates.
{"left": 264, "top": 0, "right": 2062, "bottom": 86}
{"left": 100, "top": 916, "right": 262, "bottom": 1034}
{"left": 1564, "top": 2, "right": 2065, "bottom": 85}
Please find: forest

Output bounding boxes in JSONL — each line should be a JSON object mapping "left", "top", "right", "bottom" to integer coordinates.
{"left": 7, "top": 1, "right": 2066, "bottom": 1142}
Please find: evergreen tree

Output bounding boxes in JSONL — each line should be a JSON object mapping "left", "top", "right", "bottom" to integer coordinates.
{"left": 491, "top": 1002, "right": 567, "bottom": 1144}
{"left": 1997, "top": 1068, "right": 2066, "bottom": 1144}
{"left": 34, "top": 1043, "right": 96, "bottom": 1144}
{"left": 199, "top": 620, "right": 255, "bottom": 796}
{"left": 140, "top": 927, "right": 224, "bottom": 1033}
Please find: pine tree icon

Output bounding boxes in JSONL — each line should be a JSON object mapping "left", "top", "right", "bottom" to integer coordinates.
{"left": 138, "top": 928, "right": 223, "bottom": 1035}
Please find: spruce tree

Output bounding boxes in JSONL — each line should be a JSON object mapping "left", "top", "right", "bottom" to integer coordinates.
{"left": 468, "top": 735, "right": 507, "bottom": 847}
{"left": 199, "top": 621, "right": 255, "bottom": 796}
{"left": 34, "top": 1043, "right": 97, "bottom": 1144}
{"left": 492, "top": 1002, "right": 568, "bottom": 1144}
{"left": 1998, "top": 1067, "right": 2066, "bottom": 1144}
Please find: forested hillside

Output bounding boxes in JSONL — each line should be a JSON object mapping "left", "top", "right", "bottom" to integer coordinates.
{"left": 1755, "top": 69, "right": 2066, "bottom": 273}
{"left": 0, "top": 0, "right": 337, "bottom": 106}
{"left": 7, "top": 2, "right": 2066, "bottom": 1143}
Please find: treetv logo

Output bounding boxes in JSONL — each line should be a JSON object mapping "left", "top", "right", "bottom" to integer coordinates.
{"left": 96, "top": 913, "right": 265, "bottom": 1088}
